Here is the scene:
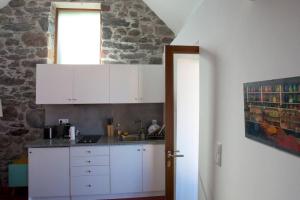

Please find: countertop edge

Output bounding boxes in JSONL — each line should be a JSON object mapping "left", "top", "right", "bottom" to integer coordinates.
{"left": 26, "top": 137, "right": 165, "bottom": 148}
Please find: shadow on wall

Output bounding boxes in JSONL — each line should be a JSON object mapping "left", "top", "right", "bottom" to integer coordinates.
{"left": 199, "top": 47, "right": 219, "bottom": 200}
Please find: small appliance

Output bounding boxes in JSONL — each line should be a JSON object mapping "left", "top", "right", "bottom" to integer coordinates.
{"left": 44, "top": 126, "right": 57, "bottom": 139}
{"left": 56, "top": 123, "right": 72, "bottom": 138}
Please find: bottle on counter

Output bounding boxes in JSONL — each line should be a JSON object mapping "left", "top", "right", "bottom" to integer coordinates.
{"left": 107, "top": 118, "right": 114, "bottom": 137}
{"left": 115, "top": 123, "right": 122, "bottom": 136}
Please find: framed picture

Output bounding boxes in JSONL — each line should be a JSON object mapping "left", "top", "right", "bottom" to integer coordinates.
{"left": 244, "top": 76, "right": 300, "bottom": 156}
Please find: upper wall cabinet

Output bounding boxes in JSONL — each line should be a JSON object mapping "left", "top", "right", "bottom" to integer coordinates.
{"left": 36, "top": 64, "right": 109, "bottom": 104}
{"left": 139, "top": 65, "right": 165, "bottom": 103}
{"left": 36, "top": 64, "right": 164, "bottom": 104}
{"left": 109, "top": 65, "right": 139, "bottom": 104}
{"left": 73, "top": 65, "right": 109, "bottom": 104}
{"left": 36, "top": 65, "right": 73, "bottom": 104}
{"left": 109, "top": 64, "right": 165, "bottom": 103}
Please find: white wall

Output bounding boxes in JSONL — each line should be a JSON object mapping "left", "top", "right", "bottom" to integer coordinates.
{"left": 172, "top": 0, "right": 300, "bottom": 200}
{"left": 0, "top": 0, "right": 10, "bottom": 9}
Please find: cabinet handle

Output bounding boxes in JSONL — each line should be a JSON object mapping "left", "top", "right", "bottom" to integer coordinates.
{"left": 137, "top": 149, "right": 141, "bottom": 151}
{"left": 87, "top": 170, "right": 92, "bottom": 173}
{"left": 86, "top": 150, "right": 91, "bottom": 153}
{"left": 67, "top": 98, "right": 72, "bottom": 101}
{"left": 29, "top": 152, "right": 32, "bottom": 154}
{"left": 72, "top": 98, "right": 77, "bottom": 101}
{"left": 87, "top": 160, "right": 91, "bottom": 163}
{"left": 87, "top": 184, "right": 92, "bottom": 187}
{"left": 143, "top": 149, "right": 146, "bottom": 151}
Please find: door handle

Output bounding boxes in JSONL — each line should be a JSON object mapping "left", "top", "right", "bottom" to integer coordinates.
{"left": 167, "top": 150, "right": 184, "bottom": 159}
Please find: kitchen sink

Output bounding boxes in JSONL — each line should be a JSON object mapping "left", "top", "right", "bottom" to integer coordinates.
{"left": 119, "top": 134, "right": 141, "bottom": 141}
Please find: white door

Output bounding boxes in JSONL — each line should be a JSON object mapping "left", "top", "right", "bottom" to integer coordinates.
{"left": 36, "top": 64, "right": 73, "bottom": 104}
{"left": 139, "top": 65, "right": 165, "bottom": 103}
{"left": 109, "top": 65, "right": 139, "bottom": 103}
{"left": 110, "top": 145, "right": 142, "bottom": 194}
{"left": 73, "top": 65, "right": 109, "bottom": 104}
{"left": 142, "top": 144, "right": 165, "bottom": 192}
{"left": 174, "top": 54, "right": 200, "bottom": 200}
{"left": 28, "top": 148, "right": 70, "bottom": 198}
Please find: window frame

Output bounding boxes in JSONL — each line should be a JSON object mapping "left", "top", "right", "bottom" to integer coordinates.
{"left": 54, "top": 8, "right": 101, "bottom": 64}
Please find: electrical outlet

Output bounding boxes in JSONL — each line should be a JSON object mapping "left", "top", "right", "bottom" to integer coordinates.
{"left": 58, "top": 119, "right": 69, "bottom": 124}
{"left": 216, "top": 143, "right": 222, "bottom": 167}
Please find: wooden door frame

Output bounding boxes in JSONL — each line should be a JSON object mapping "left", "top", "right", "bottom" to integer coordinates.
{"left": 165, "top": 45, "right": 200, "bottom": 200}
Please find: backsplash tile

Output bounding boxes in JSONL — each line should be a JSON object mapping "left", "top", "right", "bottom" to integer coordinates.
{"left": 45, "top": 104, "right": 164, "bottom": 135}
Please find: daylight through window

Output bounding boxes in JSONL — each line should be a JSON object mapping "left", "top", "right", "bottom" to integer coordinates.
{"left": 56, "top": 10, "right": 101, "bottom": 64}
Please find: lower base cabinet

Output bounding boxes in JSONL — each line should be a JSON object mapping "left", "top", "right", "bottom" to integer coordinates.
{"left": 28, "top": 147, "right": 70, "bottom": 199}
{"left": 71, "top": 175, "right": 110, "bottom": 196}
{"left": 110, "top": 145, "right": 143, "bottom": 194}
{"left": 28, "top": 144, "right": 165, "bottom": 200}
{"left": 70, "top": 146, "right": 110, "bottom": 197}
{"left": 110, "top": 144, "right": 165, "bottom": 194}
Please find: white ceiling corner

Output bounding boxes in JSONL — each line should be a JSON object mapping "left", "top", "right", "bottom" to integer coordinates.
{"left": 143, "top": 0, "right": 202, "bottom": 35}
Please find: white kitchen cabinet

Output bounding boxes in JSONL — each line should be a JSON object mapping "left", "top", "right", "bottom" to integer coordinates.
{"left": 70, "top": 146, "right": 110, "bottom": 197}
{"left": 142, "top": 144, "right": 165, "bottom": 192}
{"left": 110, "top": 144, "right": 165, "bottom": 195}
{"left": 110, "top": 145, "right": 143, "bottom": 194}
{"left": 28, "top": 147, "right": 70, "bottom": 199}
{"left": 73, "top": 65, "right": 109, "bottom": 104}
{"left": 109, "top": 65, "right": 139, "bottom": 103}
{"left": 139, "top": 65, "right": 165, "bottom": 103}
{"left": 36, "top": 64, "right": 164, "bottom": 104}
{"left": 36, "top": 65, "right": 73, "bottom": 104}
{"left": 36, "top": 64, "right": 109, "bottom": 104}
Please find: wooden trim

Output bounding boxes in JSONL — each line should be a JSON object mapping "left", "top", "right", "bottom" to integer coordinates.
{"left": 54, "top": 9, "right": 59, "bottom": 64}
{"left": 56, "top": 8, "right": 101, "bottom": 12}
{"left": 164, "top": 45, "right": 200, "bottom": 200}
{"left": 53, "top": 8, "right": 101, "bottom": 64}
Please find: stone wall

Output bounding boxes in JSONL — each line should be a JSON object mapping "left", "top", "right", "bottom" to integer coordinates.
{"left": 0, "top": 0, "right": 174, "bottom": 185}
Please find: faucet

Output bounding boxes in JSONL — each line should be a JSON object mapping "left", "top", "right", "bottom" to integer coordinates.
{"left": 135, "top": 120, "right": 145, "bottom": 138}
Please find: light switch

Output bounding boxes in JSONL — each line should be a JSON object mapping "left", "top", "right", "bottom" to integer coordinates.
{"left": 216, "top": 143, "right": 222, "bottom": 167}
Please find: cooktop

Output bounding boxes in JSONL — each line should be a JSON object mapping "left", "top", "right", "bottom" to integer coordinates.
{"left": 77, "top": 135, "right": 102, "bottom": 143}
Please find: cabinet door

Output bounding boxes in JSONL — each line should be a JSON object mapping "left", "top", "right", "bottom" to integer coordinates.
{"left": 28, "top": 148, "right": 70, "bottom": 198}
{"left": 142, "top": 144, "right": 165, "bottom": 192}
{"left": 36, "top": 64, "right": 73, "bottom": 104}
{"left": 109, "top": 65, "right": 139, "bottom": 103}
{"left": 73, "top": 65, "right": 109, "bottom": 104}
{"left": 139, "top": 65, "right": 165, "bottom": 103}
{"left": 110, "top": 145, "right": 142, "bottom": 194}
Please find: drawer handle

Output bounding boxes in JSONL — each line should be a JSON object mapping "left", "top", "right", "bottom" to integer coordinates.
{"left": 87, "top": 160, "right": 91, "bottom": 163}
{"left": 87, "top": 170, "right": 92, "bottom": 173}
{"left": 86, "top": 150, "right": 91, "bottom": 153}
{"left": 87, "top": 184, "right": 92, "bottom": 187}
{"left": 137, "top": 149, "right": 141, "bottom": 151}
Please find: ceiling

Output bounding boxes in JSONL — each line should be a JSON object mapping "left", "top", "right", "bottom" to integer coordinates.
{"left": 143, "top": 0, "right": 203, "bottom": 35}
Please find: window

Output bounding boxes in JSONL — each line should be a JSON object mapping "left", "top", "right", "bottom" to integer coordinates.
{"left": 56, "top": 9, "right": 101, "bottom": 64}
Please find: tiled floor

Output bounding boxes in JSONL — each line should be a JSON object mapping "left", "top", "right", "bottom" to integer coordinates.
{"left": 0, "top": 188, "right": 165, "bottom": 200}
{"left": 119, "top": 197, "right": 165, "bottom": 200}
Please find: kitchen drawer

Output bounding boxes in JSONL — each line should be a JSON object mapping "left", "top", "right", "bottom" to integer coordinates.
{"left": 71, "top": 156, "right": 109, "bottom": 167}
{"left": 71, "top": 166, "right": 109, "bottom": 177}
{"left": 70, "top": 146, "right": 109, "bottom": 157}
{"left": 71, "top": 175, "right": 110, "bottom": 196}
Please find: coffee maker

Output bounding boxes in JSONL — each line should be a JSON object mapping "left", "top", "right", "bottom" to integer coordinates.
{"left": 56, "top": 123, "right": 72, "bottom": 139}
{"left": 44, "top": 123, "right": 72, "bottom": 139}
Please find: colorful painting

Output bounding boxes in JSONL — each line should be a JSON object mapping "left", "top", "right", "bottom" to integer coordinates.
{"left": 244, "top": 77, "right": 300, "bottom": 156}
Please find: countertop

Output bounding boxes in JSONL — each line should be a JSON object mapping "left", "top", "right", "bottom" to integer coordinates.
{"left": 26, "top": 136, "right": 165, "bottom": 148}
